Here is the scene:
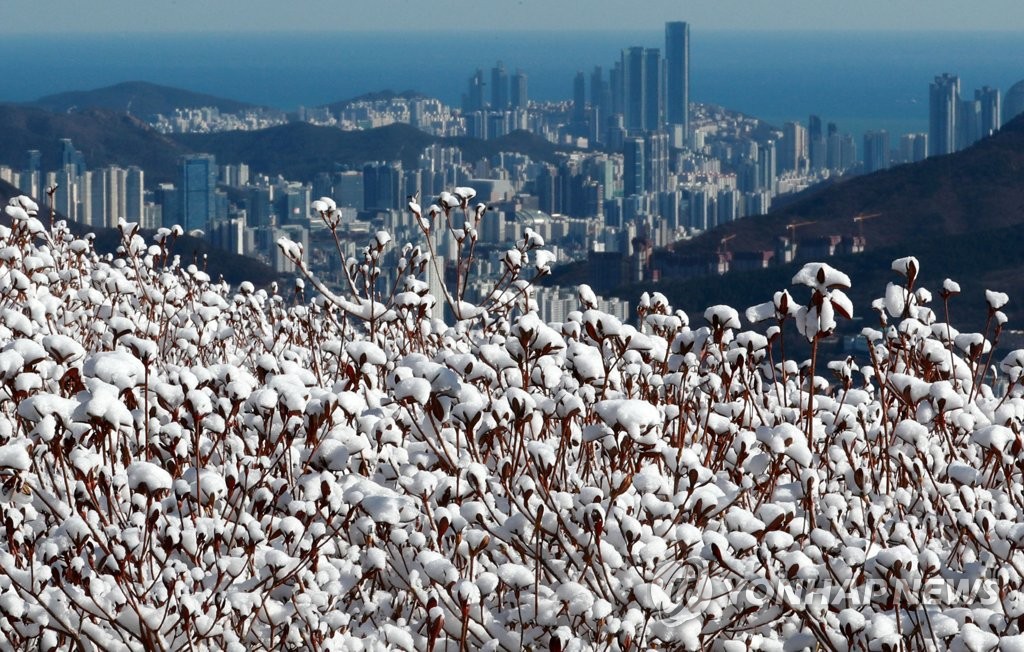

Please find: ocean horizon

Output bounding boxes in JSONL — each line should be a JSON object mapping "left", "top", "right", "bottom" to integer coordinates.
{"left": 4, "top": 29, "right": 1023, "bottom": 140}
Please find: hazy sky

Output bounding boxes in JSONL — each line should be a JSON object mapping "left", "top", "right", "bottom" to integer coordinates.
{"left": 4, "top": 0, "right": 1024, "bottom": 33}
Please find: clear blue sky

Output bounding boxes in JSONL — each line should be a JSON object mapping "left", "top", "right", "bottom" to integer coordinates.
{"left": 4, "top": 0, "right": 1024, "bottom": 33}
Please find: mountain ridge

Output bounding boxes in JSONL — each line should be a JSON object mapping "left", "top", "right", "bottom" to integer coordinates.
{"left": 30, "top": 81, "right": 270, "bottom": 118}
{"left": 0, "top": 105, "right": 187, "bottom": 183}
{"left": 171, "top": 123, "right": 574, "bottom": 180}
{"left": 607, "top": 113, "right": 1024, "bottom": 330}
{"left": 668, "top": 113, "right": 1024, "bottom": 259}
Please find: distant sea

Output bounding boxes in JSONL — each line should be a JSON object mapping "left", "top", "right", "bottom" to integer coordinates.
{"left": 3, "top": 30, "right": 1024, "bottom": 140}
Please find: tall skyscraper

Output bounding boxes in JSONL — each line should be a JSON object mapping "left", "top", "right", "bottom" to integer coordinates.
{"left": 1006, "top": 80, "right": 1024, "bottom": 126}
{"left": 49, "top": 168, "right": 77, "bottom": 220}
{"left": 610, "top": 61, "right": 624, "bottom": 118}
{"left": 756, "top": 142, "right": 776, "bottom": 194}
{"left": 572, "top": 70, "right": 587, "bottom": 129}
{"left": 643, "top": 49, "right": 663, "bottom": 133}
{"left": 26, "top": 150, "right": 40, "bottom": 173}
{"left": 899, "top": 133, "right": 928, "bottom": 164}
{"left": 958, "top": 98, "right": 981, "bottom": 149}
{"left": 78, "top": 171, "right": 93, "bottom": 225}
{"left": 929, "top": 73, "right": 960, "bottom": 157}
{"left": 362, "top": 162, "right": 403, "bottom": 212}
{"left": 863, "top": 130, "right": 890, "bottom": 173}
{"left": 622, "top": 47, "right": 646, "bottom": 134}
{"left": 839, "top": 134, "right": 858, "bottom": 170}
{"left": 334, "top": 170, "right": 364, "bottom": 210}
{"left": 623, "top": 137, "right": 645, "bottom": 197}
{"left": 244, "top": 186, "right": 273, "bottom": 227}
{"left": 155, "top": 183, "right": 180, "bottom": 229}
{"left": 23, "top": 150, "right": 41, "bottom": 199}
{"left": 665, "top": 22, "right": 690, "bottom": 145}
{"left": 125, "top": 166, "right": 144, "bottom": 222}
{"left": 180, "top": 154, "right": 216, "bottom": 233}
{"left": 621, "top": 47, "right": 663, "bottom": 134}
{"left": 644, "top": 131, "right": 669, "bottom": 193}
{"left": 808, "top": 115, "right": 826, "bottom": 171}
{"left": 590, "top": 66, "right": 610, "bottom": 123}
{"left": 976, "top": 86, "right": 1001, "bottom": 137}
{"left": 105, "top": 166, "right": 127, "bottom": 228}
{"left": 89, "top": 170, "right": 107, "bottom": 228}
{"left": 462, "top": 69, "right": 486, "bottom": 113}
{"left": 510, "top": 70, "right": 529, "bottom": 110}
{"left": 780, "top": 122, "right": 808, "bottom": 173}
{"left": 60, "top": 139, "right": 85, "bottom": 177}
{"left": 426, "top": 222, "right": 446, "bottom": 322}
{"left": 491, "top": 61, "right": 509, "bottom": 110}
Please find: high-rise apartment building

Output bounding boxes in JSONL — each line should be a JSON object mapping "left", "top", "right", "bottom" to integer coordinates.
{"left": 929, "top": 73, "right": 960, "bottom": 157}
{"left": 572, "top": 71, "right": 587, "bottom": 129}
{"left": 610, "top": 61, "right": 624, "bottom": 118}
{"left": 126, "top": 166, "right": 144, "bottom": 222}
{"left": 334, "top": 171, "right": 364, "bottom": 210}
{"left": 491, "top": 61, "right": 509, "bottom": 110}
{"left": 590, "top": 66, "right": 610, "bottom": 126}
{"left": 976, "top": 86, "right": 1001, "bottom": 138}
{"left": 22, "top": 150, "right": 42, "bottom": 199}
{"left": 89, "top": 170, "right": 107, "bottom": 228}
{"left": 463, "top": 69, "right": 486, "bottom": 113}
{"left": 60, "top": 139, "right": 85, "bottom": 177}
{"left": 180, "top": 154, "right": 217, "bottom": 233}
{"left": 643, "top": 48, "right": 663, "bottom": 133}
{"left": 1006, "top": 80, "right": 1024, "bottom": 126}
{"left": 958, "top": 98, "right": 982, "bottom": 149}
{"left": 756, "top": 142, "right": 776, "bottom": 194}
{"left": 623, "top": 137, "right": 645, "bottom": 197}
{"left": 899, "top": 133, "right": 928, "bottom": 164}
{"left": 510, "top": 70, "right": 528, "bottom": 110}
{"left": 863, "top": 130, "right": 890, "bottom": 173}
{"left": 665, "top": 21, "right": 690, "bottom": 146}
{"left": 49, "top": 167, "right": 77, "bottom": 221}
{"left": 621, "top": 46, "right": 663, "bottom": 134}
{"left": 808, "top": 115, "right": 825, "bottom": 171}
{"left": 780, "top": 122, "right": 808, "bottom": 173}
{"left": 644, "top": 131, "right": 669, "bottom": 193}
{"left": 105, "top": 166, "right": 127, "bottom": 228}
{"left": 622, "top": 47, "right": 646, "bottom": 134}
{"left": 362, "top": 161, "right": 403, "bottom": 212}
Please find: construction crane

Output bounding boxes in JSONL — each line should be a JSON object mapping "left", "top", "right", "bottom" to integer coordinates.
{"left": 852, "top": 212, "right": 882, "bottom": 238}
{"left": 717, "top": 233, "right": 736, "bottom": 256}
{"left": 785, "top": 221, "right": 814, "bottom": 241}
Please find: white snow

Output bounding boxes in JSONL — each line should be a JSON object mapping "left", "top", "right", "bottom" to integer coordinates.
{"left": 0, "top": 199, "right": 1021, "bottom": 651}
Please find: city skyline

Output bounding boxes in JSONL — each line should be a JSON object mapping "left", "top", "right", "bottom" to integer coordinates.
{"left": 5, "top": 0, "right": 1024, "bottom": 34}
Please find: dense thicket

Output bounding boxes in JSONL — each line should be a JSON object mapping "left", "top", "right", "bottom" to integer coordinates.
{"left": 0, "top": 193, "right": 1022, "bottom": 651}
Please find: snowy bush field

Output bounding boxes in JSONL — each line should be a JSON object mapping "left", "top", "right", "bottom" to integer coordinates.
{"left": 1, "top": 191, "right": 1024, "bottom": 651}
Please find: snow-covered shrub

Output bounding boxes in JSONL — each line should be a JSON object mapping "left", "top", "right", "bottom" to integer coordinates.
{"left": 0, "top": 192, "right": 1022, "bottom": 650}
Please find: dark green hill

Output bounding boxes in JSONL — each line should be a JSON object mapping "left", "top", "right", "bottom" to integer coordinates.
{"left": 629, "top": 223, "right": 1024, "bottom": 332}
{"left": 30, "top": 81, "right": 266, "bottom": 119}
{"left": 596, "top": 113, "right": 1024, "bottom": 331}
{"left": 0, "top": 105, "right": 187, "bottom": 183}
{"left": 175, "top": 123, "right": 576, "bottom": 181}
{"left": 447, "top": 130, "right": 572, "bottom": 167}
{"left": 172, "top": 122, "right": 437, "bottom": 179}
{"left": 671, "top": 113, "right": 1024, "bottom": 258}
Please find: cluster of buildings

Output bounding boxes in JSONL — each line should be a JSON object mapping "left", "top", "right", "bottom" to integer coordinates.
{"left": 150, "top": 107, "right": 288, "bottom": 134}
{"left": 855, "top": 74, "right": 1006, "bottom": 176}
{"left": 928, "top": 74, "right": 1003, "bottom": 157}
{"left": 9, "top": 22, "right": 1024, "bottom": 322}
{"left": 0, "top": 139, "right": 145, "bottom": 228}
